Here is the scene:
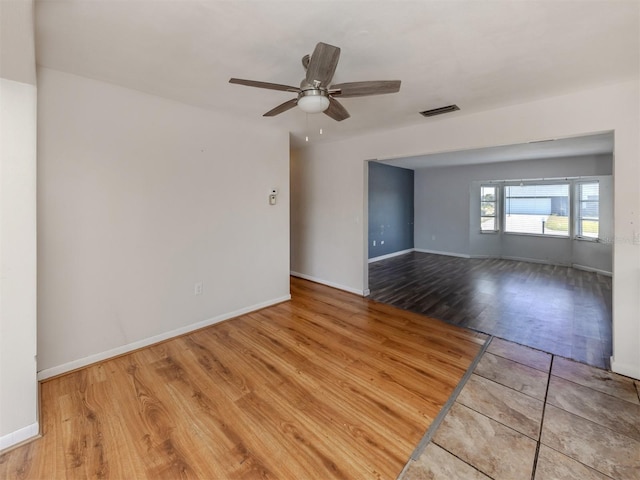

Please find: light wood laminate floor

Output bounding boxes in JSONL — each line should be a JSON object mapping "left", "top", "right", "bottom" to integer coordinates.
{"left": 369, "top": 252, "right": 612, "bottom": 369}
{"left": 0, "top": 277, "right": 486, "bottom": 479}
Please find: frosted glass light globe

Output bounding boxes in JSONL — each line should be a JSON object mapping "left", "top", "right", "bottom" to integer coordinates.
{"left": 297, "top": 94, "right": 330, "bottom": 113}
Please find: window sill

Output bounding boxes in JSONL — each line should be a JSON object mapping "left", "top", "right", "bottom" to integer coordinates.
{"left": 504, "top": 232, "right": 569, "bottom": 239}
{"left": 574, "top": 236, "right": 600, "bottom": 243}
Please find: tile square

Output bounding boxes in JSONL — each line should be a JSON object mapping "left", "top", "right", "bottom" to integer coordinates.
{"left": 534, "top": 445, "right": 612, "bottom": 480}
{"left": 474, "top": 352, "right": 549, "bottom": 400}
{"left": 457, "top": 374, "right": 544, "bottom": 439}
{"left": 547, "top": 375, "right": 640, "bottom": 441}
{"left": 488, "top": 337, "right": 552, "bottom": 372}
{"left": 552, "top": 356, "right": 639, "bottom": 405}
{"left": 402, "top": 443, "right": 491, "bottom": 480}
{"left": 541, "top": 405, "right": 640, "bottom": 480}
{"left": 433, "top": 403, "right": 537, "bottom": 480}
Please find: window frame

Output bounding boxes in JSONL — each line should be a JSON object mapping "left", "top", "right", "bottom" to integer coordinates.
{"left": 480, "top": 184, "right": 499, "bottom": 233}
{"left": 502, "top": 181, "right": 571, "bottom": 238}
{"left": 575, "top": 180, "right": 600, "bottom": 242}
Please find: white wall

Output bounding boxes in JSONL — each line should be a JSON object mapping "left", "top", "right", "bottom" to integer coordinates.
{"left": 291, "top": 79, "right": 640, "bottom": 379}
{"left": 412, "top": 154, "right": 612, "bottom": 273}
{"left": 0, "top": 0, "right": 39, "bottom": 449}
{"left": 37, "top": 68, "right": 290, "bottom": 377}
{"left": 290, "top": 147, "right": 370, "bottom": 294}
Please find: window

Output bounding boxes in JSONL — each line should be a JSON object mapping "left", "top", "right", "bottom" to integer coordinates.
{"left": 577, "top": 181, "right": 599, "bottom": 239}
{"left": 480, "top": 185, "right": 498, "bottom": 232}
{"left": 504, "top": 183, "right": 570, "bottom": 237}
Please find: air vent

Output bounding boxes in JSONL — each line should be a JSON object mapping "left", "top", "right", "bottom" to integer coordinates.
{"left": 419, "top": 104, "right": 460, "bottom": 117}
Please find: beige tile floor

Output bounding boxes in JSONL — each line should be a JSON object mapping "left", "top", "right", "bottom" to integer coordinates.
{"left": 400, "top": 337, "right": 640, "bottom": 480}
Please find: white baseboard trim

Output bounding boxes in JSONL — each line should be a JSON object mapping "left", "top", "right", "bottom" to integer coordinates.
{"left": 414, "top": 248, "right": 471, "bottom": 259}
{"left": 363, "top": 288, "right": 371, "bottom": 297}
{"left": 368, "top": 248, "right": 415, "bottom": 263}
{"left": 0, "top": 422, "right": 39, "bottom": 452}
{"left": 572, "top": 264, "right": 612, "bottom": 276}
{"left": 37, "top": 295, "right": 291, "bottom": 381}
{"left": 610, "top": 357, "right": 640, "bottom": 380}
{"left": 290, "top": 271, "right": 367, "bottom": 296}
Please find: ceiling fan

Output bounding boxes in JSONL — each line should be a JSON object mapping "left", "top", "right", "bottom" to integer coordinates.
{"left": 229, "top": 42, "right": 401, "bottom": 121}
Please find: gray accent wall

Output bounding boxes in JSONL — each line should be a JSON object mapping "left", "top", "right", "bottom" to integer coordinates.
{"left": 368, "top": 162, "right": 414, "bottom": 259}
{"left": 413, "top": 154, "right": 613, "bottom": 273}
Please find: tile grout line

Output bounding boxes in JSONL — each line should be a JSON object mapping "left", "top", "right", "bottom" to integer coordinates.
{"left": 430, "top": 440, "right": 499, "bottom": 480}
{"left": 551, "top": 370, "right": 640, "bottom": 405}
{"left": 407, "top": 335, "right": 493, "bottom": 462}
{"left": 530, "top": 354, "right": 554, "bottom": 480}
{"left": 533, "top": 359, "right": 633, "bottom": 479}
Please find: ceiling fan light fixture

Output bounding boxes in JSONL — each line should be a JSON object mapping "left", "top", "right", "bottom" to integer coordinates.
{"left": 229, "top": 42, "right": 400, "bottom": 122}
{"left": 297, "top": 91, "right": 330, "bottom": 113}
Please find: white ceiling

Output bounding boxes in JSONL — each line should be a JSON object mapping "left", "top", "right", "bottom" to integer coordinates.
{"left": 379, "top": 131, "right": 615, "bottom": 170}
{"left": 34, "top": 1, "right": 639, "bottom": 148}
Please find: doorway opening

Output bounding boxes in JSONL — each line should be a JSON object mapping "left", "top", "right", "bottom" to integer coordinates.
{"left": 366, "top": 132, "right": 614, "bottom": 369}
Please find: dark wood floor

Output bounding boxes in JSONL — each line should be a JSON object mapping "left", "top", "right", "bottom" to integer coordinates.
{"left": 369, "top": 252, "right": 612, "bottom": 369}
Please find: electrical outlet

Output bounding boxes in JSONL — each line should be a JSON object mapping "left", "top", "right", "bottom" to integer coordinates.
{"left": 381, "top": 240, "right": 384, "bottom": 245}
{"left": 373, "top": 240, "right": 376, "bottom": 246}
{"left": 194, "top": 282, "right": 203, "bottom": 296}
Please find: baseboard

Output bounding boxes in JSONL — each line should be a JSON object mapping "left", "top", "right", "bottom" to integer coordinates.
{"left": 0, "top": 422, "right": 39, "bottom": 452}
{"left": 572, "top": 264, "right": 612, "bottom": 276}
{"left": 290, "top": 271, "right": 367, "bottom": 296}
{"left": 610, "top": 357, "right": 640, "bottom": 380}
{"left": 37, "top": 295, "right": 291, "bottom": 381}
{"left": 368, "top": 248, "right": 414, "bottom": 263}
{"left": 414, "top": 248, "right": 471, "bottom": 259}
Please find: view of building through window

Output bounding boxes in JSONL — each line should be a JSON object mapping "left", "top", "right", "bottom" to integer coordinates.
{"left": 504, "top": 184, "right": 570, "bottom": 236}
{"left": 480, "top": 181, "right": 600, "bottom": 240}
{"left": 480, "top": 180, "right": 600, "bottom": 240}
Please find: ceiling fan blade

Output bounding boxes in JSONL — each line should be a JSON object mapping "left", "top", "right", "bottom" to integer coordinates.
{"left": 324, "top": 97, "right": 350, "bottom": 121}
{"left": 229, "top": 78, "right": 300, "bottom": 93}
{"left": 305, "top": 42, "right": 341, "bottom": 87}
{"left": 330, "top": 80, "right": 401, "bottom": 98}
{"left": 263, "top": 98, "right": 298, "bottom": 117}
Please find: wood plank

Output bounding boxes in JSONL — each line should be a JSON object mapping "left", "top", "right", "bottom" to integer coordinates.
{"left": 369, "top": 251, "right": 612, "bottom": 369}
{"left": 0, "top": 277, "right": 485, "bottom": 479}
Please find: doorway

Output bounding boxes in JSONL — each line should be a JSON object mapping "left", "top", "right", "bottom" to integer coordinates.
{"left": 366, "top": 133, "right": 614, "bottom": 369}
